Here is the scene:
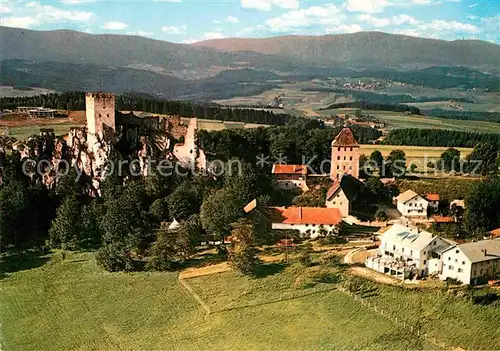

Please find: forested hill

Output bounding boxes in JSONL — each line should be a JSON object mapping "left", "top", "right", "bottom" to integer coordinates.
{"left": 194, "top": 32, "right": 500, "bottom": 70}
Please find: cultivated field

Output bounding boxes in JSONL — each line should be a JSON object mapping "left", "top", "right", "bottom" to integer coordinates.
{"left": 320, "top": 108, "right": 500, "bottom": 134}
{"left": 2, "top": 251, "right": 499, "bottom": 350}
{"left": 359, "top": 144, "right": 474, "bottom": 171}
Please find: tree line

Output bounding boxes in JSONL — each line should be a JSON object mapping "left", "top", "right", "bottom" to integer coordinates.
{"left": 384, "top": 129, "right": 500, "bottom": 148}
{"left": 322, "top": 101, "right": 421, "bottom": 115}
{"left": 0, "top": 92, "right": 295, "bottom": 126}
{"left": 198, "top": 118, "right": 382, "bottom": 170}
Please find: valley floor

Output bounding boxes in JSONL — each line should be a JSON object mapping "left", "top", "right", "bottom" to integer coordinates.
{"left": 1, "top": 251, "right": 499, "bottom": 350}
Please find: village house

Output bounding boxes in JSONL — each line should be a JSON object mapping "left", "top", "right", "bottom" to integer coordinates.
{"left": 325, "top": 175, "right": 360, "bottom": 217}
{"left": 271, "top": 164, "right": 309, "bottom": 191}
{"left": 330, "top": 127, "right": 360, "bottom": 181}
{"left": 437, "top": 239, "right": 500, "bottom": 285}
{"left": 425, "top": 193, "right": 440, "bottom": 212}
{"left": 365, "top": 224, "right": 455, "bottom": 279}
{"left": 394, "top": 190, "right": 429, "bottom": 219}
{"left": 270, "top": 206, "right": 342, "bottom": 238}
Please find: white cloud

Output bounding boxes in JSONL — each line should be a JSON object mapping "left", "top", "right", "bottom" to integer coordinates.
{"left": 357, "top": 14, "right": 390, "bottom": 27}
{"left": 0, "top": 16, "right": 39, "bottom": 28}
{"left": 59, "top": 0, "right": 95, "bottom": 4}
{"left": 161, "top": 24, "right": 186, "bottom": 34}
{"left": 0, "top": 4, "right": 12, "bottom": 12}
{"left": 393, "top": 28, "right": 422, "bottom": 37}
{"left": 102, "top": 21, "right": 128, "bottom": 30}
{"left": 346, "top": 0, "right": 389, "bottom": 13}
{"left": 152, "top": 0, "right": 182, "bottom": 2}
{"left": 419, "top": 19, "right": 480, "bottom": 33}
{"left": 392, "top": 14, "right": 418, "bottom": 25}
{"left": 201, "top": 31, "right": 224, "bottom": 40}
{"left": 264, "top": 3, "right": 343, "bottom": 32}
{"left": 213, "top": 19, "right": 221, "bottom": 24}
{"left": 0, "top": 1, "right": 94, "bottom": 28}
{"left": 241, "top": 0, "right": 299, "bottom": 12}
{"left": 326, "top": 24, "right": 362, "bottom": 34}
{"left": 127, "top": 30, "right": 154, "bottom": 37}
{"left": 182, "top": 31, "right": 225, "bottom": 44}
{"left": 357, "top": 13, "right": 418, "bottom": 27}
{"left": 226, "top": 15, "right": 239, "bottom": 23}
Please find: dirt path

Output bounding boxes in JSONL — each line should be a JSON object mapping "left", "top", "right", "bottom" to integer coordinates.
{"left": 347, "top": 266, "right": 399, "bottom": 285}
{"left": 178, "top": 262, "right": 231, "bottom": 279}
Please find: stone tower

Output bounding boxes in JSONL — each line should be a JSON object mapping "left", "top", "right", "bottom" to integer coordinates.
{"left": 330, "top": 127, "right": 360, "bottom": 180}
{"left": 85, "top": 92, "right": 115, "bottom": 147}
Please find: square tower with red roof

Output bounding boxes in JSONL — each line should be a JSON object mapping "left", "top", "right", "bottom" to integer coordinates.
{"left": 330, "top": 127, "right": 360, "bottom": 180}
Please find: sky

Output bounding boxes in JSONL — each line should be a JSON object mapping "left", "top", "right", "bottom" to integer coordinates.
{"left": 0, "top": 0, "right": 498, "bottom": 44}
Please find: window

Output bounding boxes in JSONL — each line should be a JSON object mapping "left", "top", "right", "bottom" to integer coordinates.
{"left": 455, "top": 249, "right": 459, "bottom": 254}
{"left": 338, "top": 147, "right": 341, "bottom": 152}
{"left": 402, "top": 248, "right": 405, "bottom": 253}
{"left": 350, "top": 156, "right": 353, "bottom": 161}
{"left": 337, "top": 156, "right": 340, "bottom": 160}
{"left": 455, "top": 259, "right": 458, "bottom": 263}
{"left": 449, "top": 265, "right": 454, "bottom": 271}
{"left": 350, "top": 148, "right": 353, "bottom": 152}
{"left": 458, "top": 268, "right": 463, "bottom": 273}
{"left": 433, "top": 242, "right": 436, "bottom": 246}
{"left": 448, "top": 257, "right": 451, "bottom": 261}
{"left": 393, "top": 245, "right": 396, "bottom": 250}
{"left": 473, "top": 271, "right": 476, "bottom": 276}
{"left": 423, "top": 260, "right": 427, "bottom": 264}
{"left": 410, "top": 250, "right": 413, "bottom": 256}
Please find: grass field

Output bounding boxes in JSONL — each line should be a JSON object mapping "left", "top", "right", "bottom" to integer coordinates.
{"left": 2, "top": 251, "right": 499, "bottom": 350}
{"left": 4, "top": 122, "right": 80, "bottom": 140}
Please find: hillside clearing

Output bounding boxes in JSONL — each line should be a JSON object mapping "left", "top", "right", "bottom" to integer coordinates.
{"left": 2, "top": 251, "right": 499, "bottom": 350}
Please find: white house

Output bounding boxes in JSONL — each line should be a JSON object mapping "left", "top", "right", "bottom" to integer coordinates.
{"left": 438, "top": 239, "right": 500, "bottom": 285}
{"left": 394, "top": 190, "right": 429, "bottom": 219}
{"left": 270, "top": 206, "right": 342, "bottom": 238}
{"left": 366, "top": 224, "right": 454, "bottom": 279}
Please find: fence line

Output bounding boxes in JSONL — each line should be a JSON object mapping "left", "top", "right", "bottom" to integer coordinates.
{"left": 337, "top": 286, "right": 460, "bottom": 350}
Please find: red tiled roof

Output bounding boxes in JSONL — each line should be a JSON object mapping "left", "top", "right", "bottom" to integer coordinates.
{"left": 433, "top": 215, "right": 455, "bottom": 223}
{"left": 426, "top": 193, "right": 440, "bottom": 202}
{"left": 490, "top": 228, "right": 500, "bottom": 238}
{"left": 332, "top": 127, "right": 359, "bottom": 147}
{"left": 326, "top": 180, "right": 341, "bottom": 200}
{"left": 272, "top": 164, "right": 308, "bottom": 175}
{"left": 270, "top": 206, "right": 342, "bottom": 225}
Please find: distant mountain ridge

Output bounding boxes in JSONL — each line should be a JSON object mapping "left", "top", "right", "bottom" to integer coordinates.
{"left": 1, "top": 26, "right": 499, "bottom": 100}
{"left": 1, "top": 26, "right": 499, "bottom": 77}
{"left": 193, "top": 32, "right": 500, "bottom": 70}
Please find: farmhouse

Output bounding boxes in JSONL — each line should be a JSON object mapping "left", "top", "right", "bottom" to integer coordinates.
{"left": 394, "top": 190, "right": 429, "bottom": 219}
{"left": 330, "top": 127, "right": 360, "bottom": 181}
{"left": 438, "top": 239, "right": 500, "bottom": 285}
{"left": 16, "top": 106, "right": 57, "bottom": 118}
{"left": 366, "top": 224, "right": 455, "bottom": 279}
{"left": 270, "top": 206, "right": 342, "bottom": 238}
{"left": 271, "top": 164, "right": 309, "bottom": 191}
